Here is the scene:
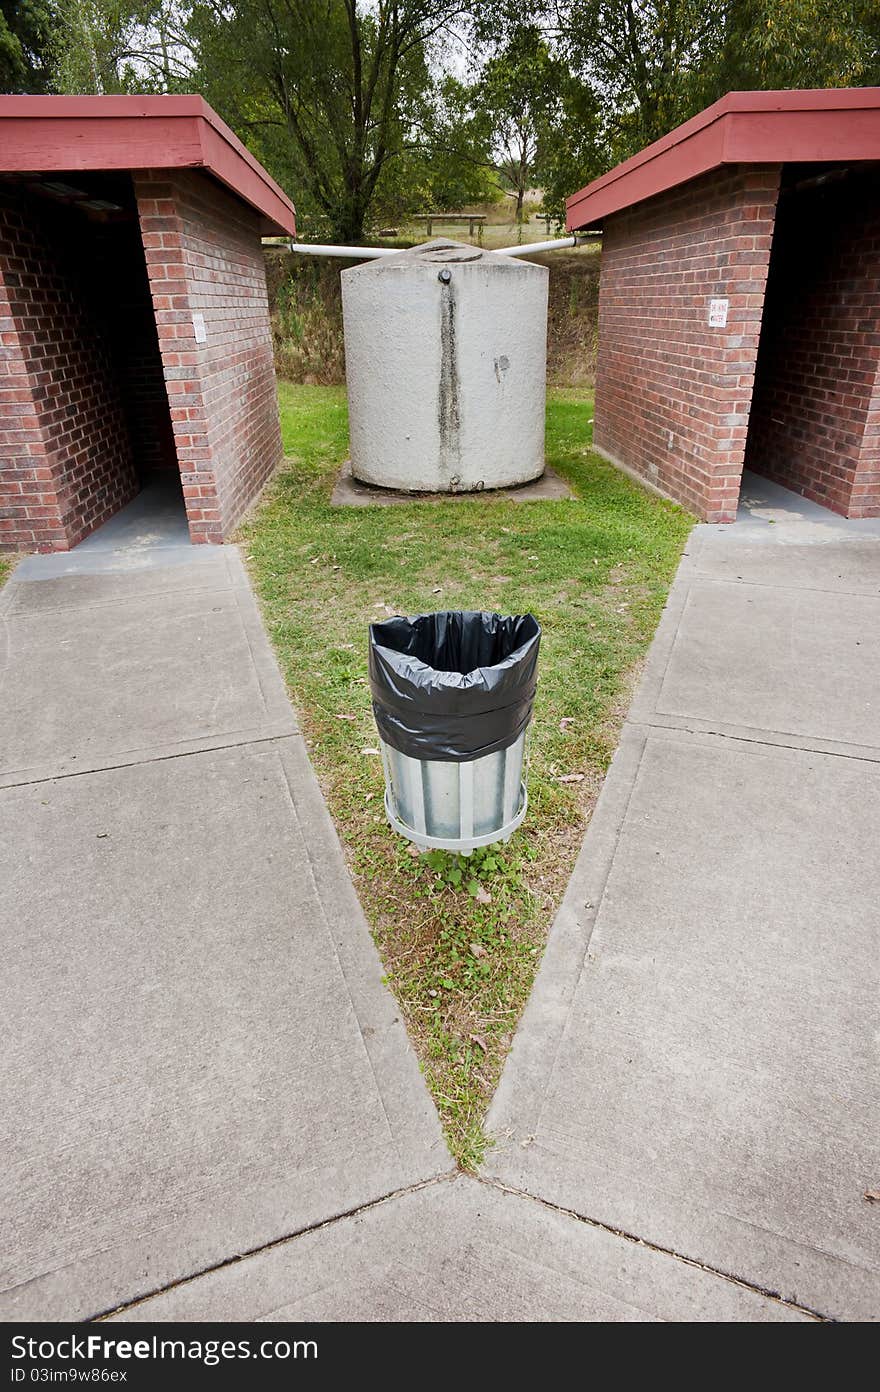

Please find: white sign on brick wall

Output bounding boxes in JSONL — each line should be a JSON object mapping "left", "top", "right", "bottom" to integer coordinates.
{"left": 192, "top": 312, "right": 207, "bottom": 343}
{"left": 708, "top": 298, "right": 729, "bottom": 328}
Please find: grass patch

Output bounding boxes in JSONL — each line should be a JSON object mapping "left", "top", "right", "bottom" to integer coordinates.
{"left": 0, "top": 556, "right": 15, "bottom": 589}
{"left": 241, "top": 383, "right": 693, "bottom": 1167}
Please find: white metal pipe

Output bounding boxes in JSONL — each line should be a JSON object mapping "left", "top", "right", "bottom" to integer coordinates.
{"left": 288, "top": 241, "right": 396, "bottom": 259}
{"left": 289, "top": 232, "right": 601, "bottom": 261}
{"left": 495, "top": 236, "right": 580, "bottom": 256}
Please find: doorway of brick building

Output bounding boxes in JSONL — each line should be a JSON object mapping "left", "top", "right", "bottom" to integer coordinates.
{"left": 742, "top": 164, "right": 880, "bottom": 520}
{"left": 5, "top": 172, "right": 185, "bottom": 551}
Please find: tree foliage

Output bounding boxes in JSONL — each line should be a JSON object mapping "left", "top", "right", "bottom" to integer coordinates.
{"left": 470, "top": 25, "right": 564, "bottom": 226}
{"left": 557, "top": 0, "right": 880, "bottom": 163}
{"left": 45, "top": 0, "right": 192, "bottom": 94}
{"left": 1, "top": 0, "right": 54, "bottom": 90}
{"left": 189, "top": 0, "right": 472, "bottom": 241}
{"left": 3, "top": 0, "right": 878, "bottom": 238}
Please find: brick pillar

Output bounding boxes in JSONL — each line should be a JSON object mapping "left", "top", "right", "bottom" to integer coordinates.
{"left": 134, "top": 175, "right": 220, "bottom": 543}
{"left": 134, "top": 170, "right": 283, "bottom": 544}
{"left": 593, "top": 165, "right": 781, "bottom": 522}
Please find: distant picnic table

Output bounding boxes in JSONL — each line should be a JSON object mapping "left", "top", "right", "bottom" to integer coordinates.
{"left": 413, "top": 212, "right": 485, "bottom": 242}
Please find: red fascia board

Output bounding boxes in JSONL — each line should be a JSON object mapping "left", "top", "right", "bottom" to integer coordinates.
{"left": 566, "top": 88, "right": 880, "bottom": 230}
{"left": 0, "top": 95, "right": 296, "bottom": 236}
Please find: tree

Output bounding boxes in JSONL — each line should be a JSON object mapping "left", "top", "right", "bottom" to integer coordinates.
{"left": 556, "top": 0, "right": 880, "bottom": 165}
{"left": 474, "top": 24, "right": 565, "bottom": 230}
{"left": 555, "top": 1, "right": 727, "bottom": 160}
{"left": 418, "top": 72, "right": 500, "bottom": 213}
{"left": 49, "top": 0, "right": 193, "bottom": 94}
{"left": 188, "top": 0, "right": 471, "bottom": 242}
{"left": 537, "top": 68, "right": 603, "bottom": 226}
{"left": 699, "top": 0, "right": 880, "bottom": 98}
{"left": 1, "top": 0, "right": 54, "bottom": 90}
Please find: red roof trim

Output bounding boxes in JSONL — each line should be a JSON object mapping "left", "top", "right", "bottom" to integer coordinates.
{"left": 566, "top": 88, "right": 880, "bottom": 230}
{"left": 0, "top": 94, "right": 296, "bottom": 236}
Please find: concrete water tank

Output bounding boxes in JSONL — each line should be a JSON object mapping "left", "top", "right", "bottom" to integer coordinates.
{"left": 341, "top": 239, "right": 548, "bottom": 492}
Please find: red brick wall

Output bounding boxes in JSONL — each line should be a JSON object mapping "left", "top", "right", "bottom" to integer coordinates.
{"left": 745, "top": 170, "right": 880, "bottom": 517}
{"left": 593, "top": 165, "right": 781, "bottom": 522}
{"left": 0, "top": 187, "right": 138, "bottom": 551}
{"left": 135, "top": 170, "right": 283, "bottom": 544}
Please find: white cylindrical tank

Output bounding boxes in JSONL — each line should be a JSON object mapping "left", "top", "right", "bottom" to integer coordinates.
{"left": 341, "top": 240, "right": 548, "bottom": 492}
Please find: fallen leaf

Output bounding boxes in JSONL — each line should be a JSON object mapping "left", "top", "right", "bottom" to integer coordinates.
{"left": 469, "top": 1033, "right": 488, "bottom": 1052}
{"left": 864, "top": 1189, "right": 880, "bottom": 1204}
{"left": 474, "top": 885, "right": 492, "bottom": 905}
{"left": 334, "top": 713, "right": 356, "bottom": 721}
{"left": 559, "top": 717, "right": 575, "bottom": 732}
{"left": 360, "top": 746, "right": 380, "bottom": 755}
{"left": 469, "top": 941, "right": 487, "bottom": 957}
{"left": 557, "top": 772, "right": 585, "bottom": 783}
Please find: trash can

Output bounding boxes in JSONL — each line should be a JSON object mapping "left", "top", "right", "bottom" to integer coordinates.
{"left": 368, "top": 611, "right": 541, "bottom": 854}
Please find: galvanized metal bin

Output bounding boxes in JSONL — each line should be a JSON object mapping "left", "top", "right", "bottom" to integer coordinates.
{"left": 380, "top": 731, "right": 527, "bottom": 855}
{"left": 368, "top": 611, "right": 540, "bottom": 856}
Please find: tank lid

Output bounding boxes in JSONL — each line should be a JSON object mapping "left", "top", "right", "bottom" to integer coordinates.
{"left": 354, "top": 237, "right": 543, "bottom": 272}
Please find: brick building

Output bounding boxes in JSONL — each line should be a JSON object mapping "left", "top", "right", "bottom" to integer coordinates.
{"left": 567, "top": 90, "right": 880, "bottom": 522}
{"left": 0, "top": 96, "right": 295, "bottom": 552}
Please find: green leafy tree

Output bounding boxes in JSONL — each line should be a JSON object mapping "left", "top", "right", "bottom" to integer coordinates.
{"left": 1, "top": 0, "right": 54, "bottom": 90}
{"left": 188, "top": 0, "right": 471, "bottom": 242}
{"left": 50, "top": 0, "right": 193, "bottom": 94}
{"left": 557, "top": 0, "right": 880, "bottom": 164}
{"left": 556, "top": 0, "right": 727, "bottom": 159}
{"left": 537, "top": 69, "right": 603, "bottom": 227}
{"left": 474, "top": 24, "right": 566, "bottom": 229}
{"left": 419, "top": 72, "right": 500, "bottom": 212}
{"left": 700, "top": 0, "right": 880, "bottom": 97}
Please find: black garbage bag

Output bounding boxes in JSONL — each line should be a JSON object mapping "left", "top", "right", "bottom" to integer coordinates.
{"left": 368, "top": 611, "right": 541, "bottom": 762}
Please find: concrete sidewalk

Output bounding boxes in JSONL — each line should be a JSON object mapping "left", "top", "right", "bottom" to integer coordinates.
{"left": 0, "top": 539, "right": 449, "bottom": 1320}
{"left": 484, "top": 482, "right": 880, "bottom": 1321}
{"left": 2, "top": 529, "right": 795, "bottom": 1325}
{"left": 2, "top": 475, "right": 876, "bottom": 1322}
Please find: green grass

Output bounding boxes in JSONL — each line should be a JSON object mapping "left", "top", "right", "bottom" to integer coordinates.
{"left": 0, "top": 556, "right": 14, "bottom": 589}
{"left": 241, "top": 382, "right": 693, "bottom": 1167}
